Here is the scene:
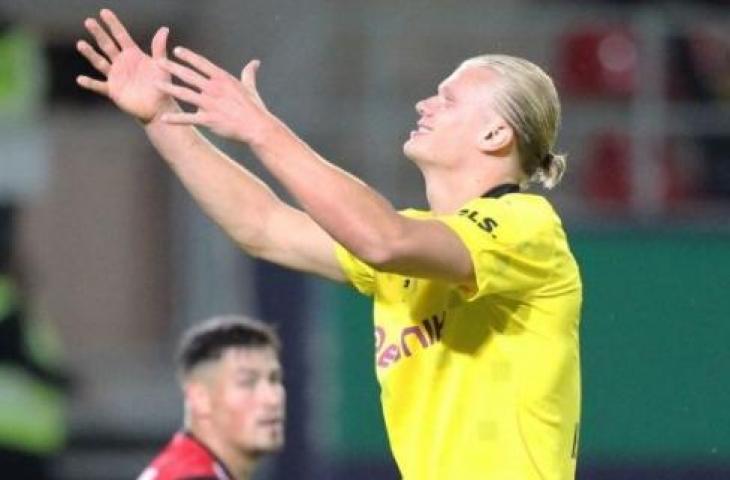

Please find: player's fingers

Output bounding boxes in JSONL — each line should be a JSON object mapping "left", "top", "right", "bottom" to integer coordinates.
{"left": 172, "top": 46, "right": 221, "bottom": 78}
{"left": 84, "top": 17, "right": 120, "bottom": 59}
{"left": 159, "top": 111, "right": 206, "bottom": 125}
{"left": 76, "top": 40, "right": 111, "bottom": 75}
{"left": 158, "top": 57, "right": 208, "bottom": 90}
{"left": 156, "top": 81, "right": 205, "bottom": 106}
{"left": 99, "top": 9, "right": 138, "bottom": 49}
{"left": 151, "top": 26, "right": 169, "bottom": 60}
{"left": 76, "top": 75, "right": 109, "bottom": 96}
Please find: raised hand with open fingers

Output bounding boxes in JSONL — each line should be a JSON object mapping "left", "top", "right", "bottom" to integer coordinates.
{"left": 76, "top": 8, "right": 171, "bottom": 123}
{"left": 156, "top": 46, "right": 272, "bottom": 144}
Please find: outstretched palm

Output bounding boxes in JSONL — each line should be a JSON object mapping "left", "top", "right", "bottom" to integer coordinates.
{"left": 77, "top": 9, "right": 169, "bottom": 123}
{"left": 106, "top": 46, "right": 169, "bottom": 121}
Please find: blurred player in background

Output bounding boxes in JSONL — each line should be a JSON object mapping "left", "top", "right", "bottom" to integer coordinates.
{"left": 138, "top": 315, "right": 285, "bottom": 480}
{"left": 78, "top": 9, "right": 581, "bottom": 480}
{"left": 1, "top": 14, "right": 69, "bottom": 476}
{"left": 0, "top": 204, "right": 69, "bottom": 479}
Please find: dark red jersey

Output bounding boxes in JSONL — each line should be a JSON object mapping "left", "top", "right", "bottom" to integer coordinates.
{"left": 136, "top": 432, "right": 234, "bottom": 480}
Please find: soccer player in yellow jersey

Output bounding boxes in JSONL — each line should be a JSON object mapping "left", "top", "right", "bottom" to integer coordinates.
{"left": 77, "top": 9, "right": 581, "bottom": 479}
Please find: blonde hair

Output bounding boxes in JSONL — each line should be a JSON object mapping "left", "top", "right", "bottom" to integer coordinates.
{"left": 463, "top": 54, "right": 566, "bottom": 189}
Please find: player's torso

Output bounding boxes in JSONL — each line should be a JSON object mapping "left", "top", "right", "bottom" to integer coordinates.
{"left": 372, "top": 261, "right": 581, "bottom": 479}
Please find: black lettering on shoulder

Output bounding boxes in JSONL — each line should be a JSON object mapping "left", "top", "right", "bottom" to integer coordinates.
{"left": 459, "top": 209, "right": 499, "bottom": 238}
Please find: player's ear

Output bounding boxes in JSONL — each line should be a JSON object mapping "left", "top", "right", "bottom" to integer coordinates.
{"left": 477, "top": 120, "right": 513, "bottom": 154}
{"left": 185, "top": 381, "right": 213, "bottom": 418}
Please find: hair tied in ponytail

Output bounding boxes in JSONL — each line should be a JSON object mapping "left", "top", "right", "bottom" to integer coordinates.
{"left": 542, "top": 153, "right": 554, "bottom": 169}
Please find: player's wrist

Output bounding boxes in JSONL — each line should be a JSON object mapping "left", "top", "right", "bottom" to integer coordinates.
{"left": 243, "top": 111, "right": 280, "bottom": 149}
{"left": 139, "top": 97, "right": 179, "bottom": 127}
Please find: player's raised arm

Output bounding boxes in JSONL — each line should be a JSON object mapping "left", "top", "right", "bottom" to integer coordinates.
{"left": 75, "top": 9, "right": 346, "bottom": 282}
{"left": 156, "top": 47, "right": 476, "bottom": 286}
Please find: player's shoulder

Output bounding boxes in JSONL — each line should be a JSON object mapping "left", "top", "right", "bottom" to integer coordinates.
{"left": 466, "top": 191, "right": 555, "bottom": 214}
{"left": 137, "top": 433, "right": 224, "bottom": 480}
{"left": 459, "top": 192, "right": 561, "bottom": 234}
{"left": 137, "top": 467, "right": 220, "bottom": 480}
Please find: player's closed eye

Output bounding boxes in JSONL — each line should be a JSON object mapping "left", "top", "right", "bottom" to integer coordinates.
{"left": 268, "top": 370, "right": 283, "bottom": 384}
{"left": 235, "top": 375, "right": 259, "bottom": 388}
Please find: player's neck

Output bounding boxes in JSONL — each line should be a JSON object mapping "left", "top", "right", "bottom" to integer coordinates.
{"left": 218, "top": 449, "right": 256, "bottom": 480}
{"left": 191, "top": 426, "right": 257, "bottom": 480}
{"left": 422, "top": 164, "right": 521, "bottom": 214}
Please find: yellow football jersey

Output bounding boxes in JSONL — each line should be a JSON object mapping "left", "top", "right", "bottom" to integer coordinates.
{"left": 335, "top": 191, "right": 582, "bottom": 480}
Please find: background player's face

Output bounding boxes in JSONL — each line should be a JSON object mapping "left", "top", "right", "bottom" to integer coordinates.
{"left": 208, "top": 346, "right": 285, "bottom": 455}
{"left": 403, "top": 63, "right": 503, "bottom": 168}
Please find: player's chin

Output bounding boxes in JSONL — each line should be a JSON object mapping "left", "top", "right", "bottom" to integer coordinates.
{"left": 403, "top": 137, "right": 424, "bottom": 162}
{"left": 253, "top": 437, "right": 285, "bottom": 454}
{"left": 269, "top": 437, "right": 285, "bottom": 451}
{"left": 258, "top": 425, "right": 285, "bottom": 449}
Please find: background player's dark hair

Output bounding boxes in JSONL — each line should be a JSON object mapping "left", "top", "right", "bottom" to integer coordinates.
{"left": 176, "top": 315, "right": 280, "bottom": 376}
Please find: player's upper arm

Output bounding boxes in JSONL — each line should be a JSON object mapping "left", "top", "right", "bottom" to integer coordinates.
{"left": 247, "top": 203, "right": 347, "bottom": 283}
{"left": 360, "top": 199, "right": 556, "bottom": 297}
{"left": 364, "top": 216, "right": 476, "bottom": 288}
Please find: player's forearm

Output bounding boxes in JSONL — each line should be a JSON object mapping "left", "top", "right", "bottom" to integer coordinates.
{"left": 144, "top": 102, "right": 283, "bottom": 253}
{"left": 249, "top": 117, "right": 407, "bottom": 265}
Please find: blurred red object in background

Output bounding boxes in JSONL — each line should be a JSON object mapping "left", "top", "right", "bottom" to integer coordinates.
{"left": 583, "top": 131, "right": 696, "bottom": 210}
{"left": 559, "top": 25, "right": 638, "bottom": 98}
{"left": 584, "top": 131, "right": 633, "bottom": 205}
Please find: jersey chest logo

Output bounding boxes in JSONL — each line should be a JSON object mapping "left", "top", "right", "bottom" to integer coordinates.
{"left": 374, "top": 311, "right": 446, "bottom": 368}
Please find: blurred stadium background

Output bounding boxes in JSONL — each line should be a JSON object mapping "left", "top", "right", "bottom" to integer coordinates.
{"left": 1, "top": 0, "right": 729, "bottom": 479}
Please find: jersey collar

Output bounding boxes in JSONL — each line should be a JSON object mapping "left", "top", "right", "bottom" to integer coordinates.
{"left": 481, "top": 183, "right": 520, "bottom": 199}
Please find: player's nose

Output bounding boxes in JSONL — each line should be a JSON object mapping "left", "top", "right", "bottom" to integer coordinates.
{"left": 261, "top": 380, "right": 285, "bottom": 405}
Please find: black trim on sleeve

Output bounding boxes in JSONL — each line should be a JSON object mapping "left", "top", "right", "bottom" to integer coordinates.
{"left": 481, "top": 183, "right": 520, "bottom": 199}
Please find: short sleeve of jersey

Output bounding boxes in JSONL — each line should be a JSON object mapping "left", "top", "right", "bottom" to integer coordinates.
{"left": 437, "top": 196, "right": 556, "bottom": 301}
{"left": 334, "top": 243, "right": 376, "bottom": 296}
{"left": 333, "top": 209, "right": 432, "bottom": 296}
